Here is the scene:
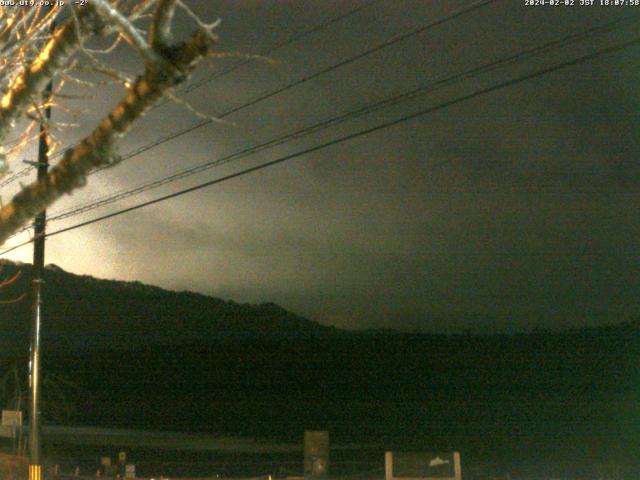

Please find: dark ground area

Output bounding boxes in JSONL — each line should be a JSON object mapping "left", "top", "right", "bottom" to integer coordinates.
{"left": 0, "top": 262, "right": 637, "bottom": 479}
{"left": 35, "top": 326, "right": 639, "bottom": 479}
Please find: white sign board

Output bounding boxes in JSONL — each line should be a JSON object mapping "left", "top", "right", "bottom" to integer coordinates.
{"left": 385, "top": 452, "right": 461, "bottom": 480}
{"left": 125, "top": 464, "right": 135, "bottom": 479}
{"left": 1, "top": 410, "right": 22, "bottom": 427}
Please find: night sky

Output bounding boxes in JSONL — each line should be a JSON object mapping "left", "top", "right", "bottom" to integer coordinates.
{"left": 2, "top": 0, "right": 639, "bottom": 332}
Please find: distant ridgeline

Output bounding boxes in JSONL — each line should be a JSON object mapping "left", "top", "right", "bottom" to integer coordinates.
{"left": 0, "top": 260, "right": 638, "bottom": 468}
{"left": 0, "top": 259, "right": 336, "bottom": 354}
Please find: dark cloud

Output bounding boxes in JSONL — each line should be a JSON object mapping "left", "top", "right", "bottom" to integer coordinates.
{"left": 4, "top": 0, "right": 640, "bottom": 332}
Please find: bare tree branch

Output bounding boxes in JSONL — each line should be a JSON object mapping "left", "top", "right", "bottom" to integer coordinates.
{"left": 91, "top": 0, "right": 160, "bottom": 64}
{"left": 0, "top": 293, "right": 25, "bottom": 304}
{"left": 0, "top": 27, "right": 215, "bottom": 244}
{"left": 0, "top": 269, "right": 20, "bottom": 288}
{"left": 149, "top": 0, "right": 177, "bottom": 49}
{"left": 0, "top": 269, "right": 24, "bottom": 303}
{"left": 0, "top": 8, "right": 101, "bottom": 146}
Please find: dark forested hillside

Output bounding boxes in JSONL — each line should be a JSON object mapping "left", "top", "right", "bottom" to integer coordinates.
{"left": 0, "top": 260, "right": 638, "bottom": 471}
{"left": 0, "top": 260, "right": 334, "bottom": 355}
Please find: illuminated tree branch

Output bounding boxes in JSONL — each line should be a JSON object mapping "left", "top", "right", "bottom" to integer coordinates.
{"left": 0, "top": 8, "right": 102, "bottom": 147}
{"left": 0, "top": 2, "right": 217, "bottom": 245}
{"left": 0, "top": 268, "right": 20, "bottom": 288}
{"left": 150, "top": 0, "right": 177, "bottom": 49}
{"left": 0, "top": 268, "right": 24, "bottom": 303}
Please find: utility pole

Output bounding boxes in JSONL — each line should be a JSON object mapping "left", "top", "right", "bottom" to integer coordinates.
{"left": 28, "top": 82, "right": 52, "bottom": 480}
{"left": 29, "top": 10, "right": 54, "bottom": 479}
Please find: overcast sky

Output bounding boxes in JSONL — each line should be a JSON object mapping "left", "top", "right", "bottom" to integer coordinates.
{"left": 2, "top": 0, "right": 639, "bottom": 333}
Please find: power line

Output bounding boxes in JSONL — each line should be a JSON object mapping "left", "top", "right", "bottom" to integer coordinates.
{"left": 94, "top": 0, "right": 497, "bottom": 168}
{"left": 34, "top": 12, "right": 638, "bottom": 227}
{"left": 0, "top": 0, "right": 495, "bottom": 189}
{"left": 0, "top": 0, "right": 384, "bottom": 189}
{"left": 174, "top": 0, "right": 387, "bottom": 99}
{"left": 2, "top": 36, "right": 637, "bottom": 257}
